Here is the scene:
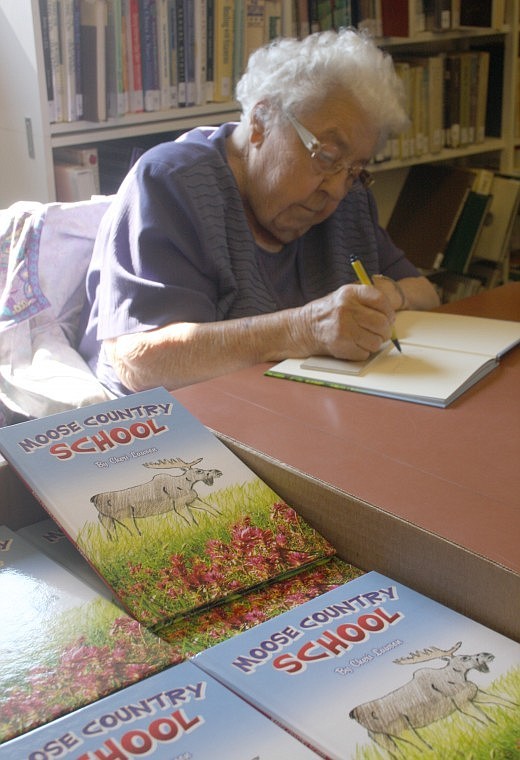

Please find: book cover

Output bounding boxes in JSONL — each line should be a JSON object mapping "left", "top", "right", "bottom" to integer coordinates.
{"left": 0, "top": 525, "right": 177, "bottom": 744}
{"left": 442, "top": 189, "right": 492, "bottom": 274}
{"left": 17, "top": 516, "right": 114, "bottom": 599}
{"left": 386, "top": 163, "right": 475, "bottom": 271}
{"left": 193, "top": 571, "right": 520, "bottom": 759}
{"left": 265, "top": 311, "right": 520, "bottom": 408}
{"left": 0, "top": 388, "right": 335, "bottom": 631}
{"left": 79, "top": 0, "right": 108, "bottom": 122}
{"left": 0, "top": 660, "right": 321, "bottom": 759}
{"left": 159, "top": 557, "right": 364, "bottom": 657}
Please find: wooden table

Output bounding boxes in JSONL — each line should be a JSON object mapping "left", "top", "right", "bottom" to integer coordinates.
{"left": 175, "top": 283, "right": 520, "bottom": 640}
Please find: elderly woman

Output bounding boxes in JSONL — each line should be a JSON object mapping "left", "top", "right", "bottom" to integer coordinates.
{"left": 79, "top": 29, "right": 439, "bottom": 396}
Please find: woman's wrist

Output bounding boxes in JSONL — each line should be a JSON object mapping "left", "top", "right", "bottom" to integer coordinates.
{"left": 373, "top": 275, "right": 408, "bottom": 310}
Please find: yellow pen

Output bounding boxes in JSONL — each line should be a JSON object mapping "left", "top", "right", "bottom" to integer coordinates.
{"left": 349, "top": 255, "right": 402, "bottom": 353}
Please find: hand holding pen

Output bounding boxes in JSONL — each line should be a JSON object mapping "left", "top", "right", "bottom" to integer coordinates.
{"left": 349, "top": 255, "right": 402, "bottom": 353}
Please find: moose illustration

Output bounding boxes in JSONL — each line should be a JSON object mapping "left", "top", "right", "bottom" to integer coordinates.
{"left": 90, "top": 457, "right": 222, "bottom": 539}
{"left": 349, "top": 641, "right": 518, "bottom": 757}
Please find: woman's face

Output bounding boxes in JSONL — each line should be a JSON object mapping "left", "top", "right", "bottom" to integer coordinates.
{"left": 243, "top": 95, "right": 379, "bottom": 248}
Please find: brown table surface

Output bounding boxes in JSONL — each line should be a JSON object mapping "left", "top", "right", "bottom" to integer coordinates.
{"left": 174, "top": 282, "right": 520, "bottom": 577}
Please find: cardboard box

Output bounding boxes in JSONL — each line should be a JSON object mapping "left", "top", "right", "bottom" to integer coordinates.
{"left": 2, "top": 431, "right": 519, "bottom": 645}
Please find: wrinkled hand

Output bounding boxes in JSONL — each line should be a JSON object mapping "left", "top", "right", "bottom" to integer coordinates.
{"left": 297, "top": 283, "right": 395, "bottom": 360}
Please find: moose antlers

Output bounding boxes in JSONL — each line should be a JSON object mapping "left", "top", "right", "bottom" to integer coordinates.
{"left": 143, "top": 457, "right": 203, "bottom": 470}
{"left": 394, "top": 641, "right": 462, "bottom": 665}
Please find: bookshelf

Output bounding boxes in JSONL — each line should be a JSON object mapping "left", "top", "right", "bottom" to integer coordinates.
{"left": 0, "top": 0, "right": 518, "bottom": 208}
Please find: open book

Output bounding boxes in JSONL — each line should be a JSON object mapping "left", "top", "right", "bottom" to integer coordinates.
{"left": 266, "top": 311, "right": 520, "bottom": 408}
{"left": 0, "top": 388, "right": 335, "bottom": 632}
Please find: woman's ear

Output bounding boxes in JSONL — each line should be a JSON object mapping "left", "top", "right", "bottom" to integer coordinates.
{"left": 250, "top": 103, "right": 270, "bottom": 145}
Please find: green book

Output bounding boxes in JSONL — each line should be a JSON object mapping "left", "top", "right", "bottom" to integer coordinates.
{"left": 442, "top": 190, "right": 492, "bottom": 274}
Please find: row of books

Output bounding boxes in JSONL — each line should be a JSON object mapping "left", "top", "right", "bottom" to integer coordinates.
{"left": 293, "top": 1, "right": 506, "bottom": 40}
{"left": 1, "top": 523, "right": 519, "bottom": 756}
{"left": 1, "top": 389, "right": 519, "bottom": 755}
{"left": 386, "top": 164, "right": 520, "bottom": 301}
{"left": 39, "top": 0, "right": 285, "bottom": 124}
{"left": 376, "top": 48, "right": 493, "bottom": 162}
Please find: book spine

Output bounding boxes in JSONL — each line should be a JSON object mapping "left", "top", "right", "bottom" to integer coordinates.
{"left": 128, "top": 0, "right": 144, "bottom": 111}
{"left": 474, "top": 50, "right": 489, "bottom": 144}
{"left": 167, "top": 0, "right": 178, "bottom": 106}
{"left": 39, "top": 0, "right": 56, "bottom": 122}
{"left": 175, "top": 0, "right": 187, "bottom": 106}
{"left": 48, "top": 0, "right": 64, "bottom": 122}
{"left": 194, "top": 0, "right": 208, "bottom": 105}
{"left": 58, "top": 0, "right": 78, "bottom": 122}
{"left": 213, "top": 0, "right": 235, "bottom": 102}
{"left": 106, "top": 0, "right": 126, "bottom": 117}
{"left": 183, "top": 0, "right": 196, "bottom": 106}
{"left": 73, "top": 0, "right": 83, "bottom": 117}
{"left": 206, "top": 0, "right": 215, "bottom": 100}
{"left": 156, "top": 0, "right": 171, "bottom": 109}
{"left": 139, "top": 0, "right": 160, "bottom": 111}
{"left": 79, "top": 0, "right": 108, "bottom": 122}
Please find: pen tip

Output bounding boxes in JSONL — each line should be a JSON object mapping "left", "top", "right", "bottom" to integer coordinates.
{"left": 393, "top": 338, "right": 402, "bottom": 353}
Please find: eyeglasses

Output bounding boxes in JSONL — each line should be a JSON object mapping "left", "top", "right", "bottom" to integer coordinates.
{"left": 286, "top": 112, "right": 374, "bottom": 189}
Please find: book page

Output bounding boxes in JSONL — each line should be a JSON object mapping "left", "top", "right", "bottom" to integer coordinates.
{"left": 396, "top": 311, "right": 520, "bottom": 357}
{"left": 269, "top": 344, "right": 497, "bottom": 406}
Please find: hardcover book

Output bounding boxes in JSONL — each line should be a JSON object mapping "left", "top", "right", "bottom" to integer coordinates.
{"left": 266, "top": 311, "right": 520, "bottom": 408}
{"left": 0, "top": 388, "right": 335, "bottom": 631}
{"left": 193, "top": 571, "right": 520, "bottom": 759}
{"left": 0, "top": 526, "right": 177, "bottom": 744}
{"left": 0, "top": 660, "right": 321, "bottom": 759}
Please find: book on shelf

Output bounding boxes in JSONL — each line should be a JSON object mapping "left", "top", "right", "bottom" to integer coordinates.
{"left": 58, "top": 0, "right": 80, "bottom": 122}
{"left": 124, "top": 0, "right": 145, "bottom": 112}
{"left": 459, "top": 0, "right": 505, "bottom": 29}
{"left": 442, "top": 186, "right": 493, "bottom": 275}
{"left": 46, "top": 0, "right": 65, "bottom": 123}
{"left": 156, "top": 0, "right": 172, "bottom": 109}
{"left": 0, "top": 387, "right": 336, "bottom": 633}
{"left": 106, "top": 0, "right": 128, "bottom": 117}
{"left": 0, "top": 661, "right": 321, "bottom": 759}
{"left": 194, "top": 0, "right": 208, "bottom": 104}
{"left": 380, "top": 0, "right": 426, "bottom": 37}
{"left": 386, "top": 164, "right": 475, "bottom": 271}
{"left": 183, "top": 0, "right": 196, "bottom": 106}
{"left": 39, "top": 0, "right": 56, "bottom": 122}
{"left": 0, "top": 525, "right": 177, "bottom": 745}
{"left": 54, "top": 145, "right": 101, "bottom": 194}
{"left": 471, "top": 173, "right": 520, "bottom": 265}
{"left": 265, "top": 310, "right": 520, "bottom": 407}
{"left": 213, "top": 0, "right": 235, "bottom": 102}
{"left": 242, "top": 0, "right": 267, "bottom": 71}
{"left": 193, "top": 570, "right": 520, "bottom": 760}
{"left": 424, "top": 0, "right": 452, "bottom": 31}
{"left": 79, "top": 0, "right": 108, "bottom": 121}
{"left": 53, "top": 162, "right": 97, "bottom": 202}
{"left": 265, "top": 0, "right": 283, "bottom": 39}
{"left": 205, "top": 0, "right": 215, "bottom": 100}
{"left": 139, "top": 0, "right": 161, "bottom": 111}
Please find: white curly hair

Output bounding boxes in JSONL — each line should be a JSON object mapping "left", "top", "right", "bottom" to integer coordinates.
{"left": 235, "top": 29, "right": 409, "bottom": 152}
